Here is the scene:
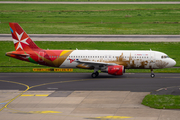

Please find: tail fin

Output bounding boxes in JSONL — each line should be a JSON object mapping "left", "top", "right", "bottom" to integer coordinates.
{"left": 9, "top": 23, "right": 42, "bottom": 51}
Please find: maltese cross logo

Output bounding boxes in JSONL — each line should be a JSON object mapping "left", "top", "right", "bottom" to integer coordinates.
{"left": 13, "top": 32, "right": 29, "bottom": 50}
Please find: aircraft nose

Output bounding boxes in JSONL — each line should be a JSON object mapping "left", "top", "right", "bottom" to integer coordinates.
{"left": 172, "top": 59, "right": 176, "bottom": 66}
{"left": 169, "top": 59, "right": 176, "bottom": 67}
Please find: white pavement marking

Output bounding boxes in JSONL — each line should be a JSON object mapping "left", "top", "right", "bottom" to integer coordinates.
{"left": 0, "top": 1, "right": 180, "bottom": 4}
{"left": 2, "top": 90, "right": 180, "bottom": 120}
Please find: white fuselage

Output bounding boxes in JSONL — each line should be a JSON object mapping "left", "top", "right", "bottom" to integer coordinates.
{"left": 60, "top": 50, "right": 176, "bottom": 69}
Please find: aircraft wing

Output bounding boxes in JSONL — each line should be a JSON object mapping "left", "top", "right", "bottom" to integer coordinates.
{"left": 76, "top": 60, "right": 117, "bottom": 67}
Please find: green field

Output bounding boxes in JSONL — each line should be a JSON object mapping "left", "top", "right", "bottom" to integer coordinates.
{"left": 1, "top": 0, "right": 180, "bottom": 1}
{"left": 0, "top": 41, "right": 179, "bottom": 72}
{"left": 142, "top": 94, "right": 180, "bottom": 109}
{"left": 0, "top": 4, "right": 180, "bottom": 34}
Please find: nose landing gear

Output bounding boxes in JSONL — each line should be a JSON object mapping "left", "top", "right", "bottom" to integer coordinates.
{"left": 150, "top": 69, "right": 155, "bottom": 78}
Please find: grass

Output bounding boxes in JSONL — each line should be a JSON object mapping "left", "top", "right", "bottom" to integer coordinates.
{"left": 142, "top": 94, "right": 180, "bottom": 109}
{"left": 1, "top": 0, "right": 180, "bottom": 2}
{"left": 0, "top": 41, "right": 179, "bottom": 73}
{"left": 0, "top": 4, "right": 180, "bottom": 34}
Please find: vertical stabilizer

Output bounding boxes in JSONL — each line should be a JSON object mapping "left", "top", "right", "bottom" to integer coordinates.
{"left": 9, "top": 23, "right": 42, "bottom": 51}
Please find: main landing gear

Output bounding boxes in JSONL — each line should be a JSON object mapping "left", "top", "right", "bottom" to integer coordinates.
{"left": 150, "top": 69, "right": 155, "bottom": 78}
{"left": 91, "top": 71, "right": 99, "bottom": 78}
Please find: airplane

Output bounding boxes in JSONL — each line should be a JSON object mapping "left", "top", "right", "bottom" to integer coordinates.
{"left": 6, "top": 23, "right": 176, "bottom": 78}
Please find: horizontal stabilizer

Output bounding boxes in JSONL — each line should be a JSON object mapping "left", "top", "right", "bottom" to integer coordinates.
{"left": 6, "top": 52, "right": 29, "bottom": 58}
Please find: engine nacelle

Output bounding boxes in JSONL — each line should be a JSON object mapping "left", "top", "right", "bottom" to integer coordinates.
{"left": 101, "top": 65, "right": 124, "bottom": 75}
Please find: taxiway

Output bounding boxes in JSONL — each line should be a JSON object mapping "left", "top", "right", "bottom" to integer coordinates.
{"left": 1, "top": 34, "right": 180, "bottom": 42}
{"left": 0, "top": 73, "right": 180, "bottom": 91}
{"left": 0, "top": 73, "right": 180, "bottom": 120}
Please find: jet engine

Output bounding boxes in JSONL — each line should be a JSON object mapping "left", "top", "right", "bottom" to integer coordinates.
{"left": 101, "top": 65, "right": 124, "bottom": 75}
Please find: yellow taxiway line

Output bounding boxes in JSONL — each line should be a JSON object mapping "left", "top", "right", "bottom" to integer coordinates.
{"left": 0, "top": 80, "right": 30, "bottom": 112}
{"left": 21, "top": 94, "right": 49, "bottom": 96}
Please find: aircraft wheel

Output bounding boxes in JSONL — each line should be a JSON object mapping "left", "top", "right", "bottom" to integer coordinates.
{"left": 91, "top": 71, "right": 99, "bottom": 78}
{"left": 151, "top": 74, "right": 155, "bottom": 78}
{"left": 91, "top": 73, "right": 97, "bottom": 78}
{"left": 95, "top": 71, "right": 99, "bottom": 76}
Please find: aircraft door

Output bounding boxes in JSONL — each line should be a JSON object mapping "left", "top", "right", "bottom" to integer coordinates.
{"left": 150, "top": 52, "right": 155, "bottom": 68}
{"left": 38, "top": 52, "right": 44, "bottom": 62}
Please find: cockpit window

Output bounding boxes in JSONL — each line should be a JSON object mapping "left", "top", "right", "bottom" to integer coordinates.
{"left": 161, "top": 56, "right": 169, "bottom": 59}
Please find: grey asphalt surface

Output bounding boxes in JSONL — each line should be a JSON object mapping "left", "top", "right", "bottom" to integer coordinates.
{"left": 0, "top": 73, "right": 180, "bottom": 92}
{"left": 1, "top": 34, "right": 180, "bottom": 42}
{"left": 1, "top": 73, "right": 180, "bottom": 120}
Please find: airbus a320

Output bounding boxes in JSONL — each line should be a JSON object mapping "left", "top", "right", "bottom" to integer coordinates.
{"left": 6, "top": 23, "right": 176, "bottom": 78}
